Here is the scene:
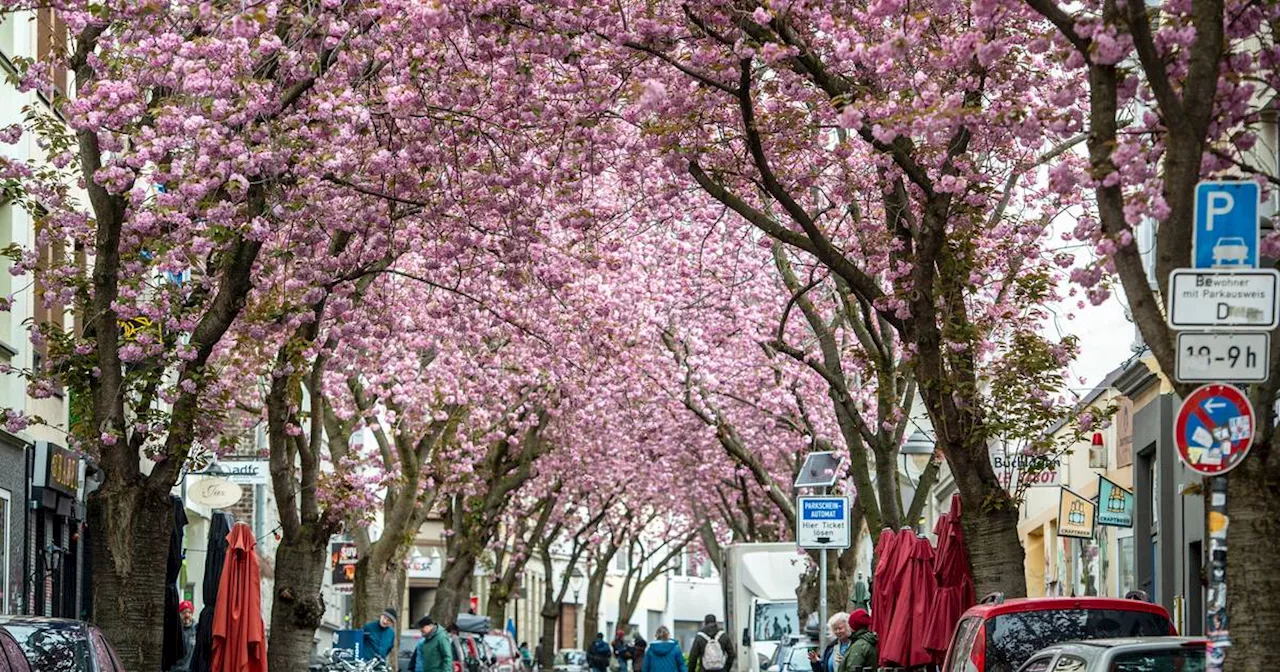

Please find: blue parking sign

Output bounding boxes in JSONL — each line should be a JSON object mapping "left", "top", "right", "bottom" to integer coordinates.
{"left": 1193, "top": 181, "right": 1260, "bottom": 269}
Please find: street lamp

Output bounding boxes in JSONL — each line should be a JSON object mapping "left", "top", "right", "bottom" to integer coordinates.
{"left": 900, "top": 430, "right": 936, "bottom": 530}
{"left": 569, "top": 567, "right": 586, "bottom": 604}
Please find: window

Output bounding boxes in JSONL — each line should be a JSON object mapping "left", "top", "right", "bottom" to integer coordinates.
{"left": 985, "top": 609, "right": 1172, "bottom": 672}
{"left": 35, "top": 8, "right": 68, "bottom": 96}
{"left": 30, "top": 220, "right": 65, "bottom": 369}
{"left": 947, "top": 618, "right": 981, "bottom": 672}
{"left": 1110, "top": 646, "right": 1205, "bottom": 672}
{"left": 1117, "top": 534, "right": 1136, "bottom": 597}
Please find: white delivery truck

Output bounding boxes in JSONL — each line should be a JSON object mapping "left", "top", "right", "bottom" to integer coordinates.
{"left": 722, "top": 543, "right": 808, "bottom": 672}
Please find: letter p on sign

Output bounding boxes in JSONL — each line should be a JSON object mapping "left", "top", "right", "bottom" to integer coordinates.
{"left": 1207, "top": 192, "right": 1234, "bottom": 231}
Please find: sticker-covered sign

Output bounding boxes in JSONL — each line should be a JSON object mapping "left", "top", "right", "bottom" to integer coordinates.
{"left": 1057, "top": 487, "right": 1096, "bottom": 539}
{"left": 1175, "top": 384, "right": 1256, "bottom": 475}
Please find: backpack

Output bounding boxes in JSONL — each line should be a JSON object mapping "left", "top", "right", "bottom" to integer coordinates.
{"left": 697, "top": 632, "right": 728, "bottom": 672}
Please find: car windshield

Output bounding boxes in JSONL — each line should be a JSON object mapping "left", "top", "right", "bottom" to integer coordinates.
{"left": 754, "top": 603, "right": 799, "bottom": 642}
{"left": 557, "top": 651, "right": 587, "bottom": 665}
{"left": 1111, "top": 646, "right": 1205, "bottom": 672}
{"left": 486, "top": 636, "right": 514, "bottom": 657}
{"left": 3, "top": 624, "right": 91, "bottom": 672}
{"left": 986, "top": 609, "right": 1171, "bottom": 672}
{"left": 788, "top": 646, "right": 814, "bottom": 670}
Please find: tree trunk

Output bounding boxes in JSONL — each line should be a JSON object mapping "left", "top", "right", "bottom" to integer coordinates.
{"left": 583, "top": 568, "right": 606, "bottom": 645}
{"left": 487, "top": 588, "right": 509, "bottom": 625}
{"left": 1226, "top": 456, "right": 1280, "bottom": 672}
{"left": 958, "top": 487, "right": 1025, "bottom": 599}
{"left": 268, "top": 523, "right": 331, "bottom": 671}
{"left": 354, "top": 557, "right": 407, "bottom": 671}
{"left": 432, "top": 549, "right": 477, "bottom": 627}
{"left": 89, "top": 483, "right": 173, "bottom": 671}
{"left": 539, "top": 608, "right": 559, "bottom": 668}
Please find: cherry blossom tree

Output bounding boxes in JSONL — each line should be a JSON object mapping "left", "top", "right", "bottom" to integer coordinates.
{"left": 491, "top": 0, "right": 1090, "bottom": 598}
{"left": 1026, "top": 0, "right": 1280, "bottom": 665}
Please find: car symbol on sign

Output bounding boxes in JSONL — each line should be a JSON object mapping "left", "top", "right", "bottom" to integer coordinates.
{"left": 1212, "top": 237, "right": 1250, "bottom": 266}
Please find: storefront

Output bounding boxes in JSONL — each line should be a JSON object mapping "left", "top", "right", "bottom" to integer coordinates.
{"left": 28, "top": 440, "right": 88, "bottom": 619}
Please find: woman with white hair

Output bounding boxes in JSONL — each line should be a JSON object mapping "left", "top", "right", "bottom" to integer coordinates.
{"left": 808, "top": 612, "right": 853, "bottom": 672}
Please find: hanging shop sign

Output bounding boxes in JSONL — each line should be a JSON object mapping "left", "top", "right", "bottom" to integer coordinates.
{"left": 1057, "top": 487, "right": 1096, "bottom": 539}
{"left": 1096, "top": 476, "right": 1134, "bottom": 528}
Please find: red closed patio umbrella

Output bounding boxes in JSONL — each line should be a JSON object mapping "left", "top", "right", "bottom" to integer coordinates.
{"left": 924, "top": 495, "right": 976, "bottom": 664}
{"left": 212, "top": 522, "right": 268, "bottom": 672}
{"left": 871, "top": 528, "right": 902, "bottom": 639}
{"left": 882, "top": 535, "right": 938, "bottom": 668}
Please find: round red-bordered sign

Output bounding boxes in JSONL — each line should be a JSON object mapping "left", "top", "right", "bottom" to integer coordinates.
{"left": 1175, "top": 383, "right": 1256, "bottom": 475}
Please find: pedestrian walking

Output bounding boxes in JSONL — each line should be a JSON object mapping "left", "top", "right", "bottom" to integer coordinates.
{"left": 632, "top": 633, "right": 648, "bottom": 672}
{"left": 808, "top": 613, "right": 852, "bottom": 672}
{"left": 362, "top": 607, "right": 399, "bottom": 662}
{"left": 842, "top": 610, "right": 877, "bottom": 672}
{"left": 641, "top": 627, "right": 684, "bottom": 672}
{"left": 415, "top": 616, "right": 455, "bottom": 672}
{"left": 520, "top": 642, "right": 534, "bottom": 671}
{"left": 689, "top": 615, "right": 734, "bottom": 672}
{"left": 613, "top": 630, "right": 633, "bottom": 672}
{"left": 535, "top": 641, "right": 545, "bottom": 671}
{"left": 588, "top": 633, "right": 613, "bottom": 672}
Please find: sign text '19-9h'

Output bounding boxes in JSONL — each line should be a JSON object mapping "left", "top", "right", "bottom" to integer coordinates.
{"left": 796, "top": 496, "right": 851, "bottom": 549}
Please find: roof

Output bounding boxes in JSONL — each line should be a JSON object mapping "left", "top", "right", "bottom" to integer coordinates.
{"left": 0, "top": 615, "right": 87, "bottom": 630}
{"left": 961, "top": 596, "right": 1172, "bottom": 620}
{"left": 1056, "top": 637, "right": 1207, "bottom": 649}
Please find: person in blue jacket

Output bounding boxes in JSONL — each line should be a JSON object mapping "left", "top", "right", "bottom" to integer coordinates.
{"left": 361, "top": 607, "right": 398, "bottom": 661}
{"left": 642, "top": 627, "right": 687, "bottom": 672}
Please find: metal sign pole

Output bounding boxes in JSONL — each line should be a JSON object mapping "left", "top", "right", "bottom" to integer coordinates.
{"left": 819, "top": 546, "right": 828, "bottom": 652}
{"left": 1206, "top": 476, "right": 1229, "bottom": 672}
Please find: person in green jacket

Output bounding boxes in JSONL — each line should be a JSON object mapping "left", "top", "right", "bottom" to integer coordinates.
{"left": 841, "top": 610, "right": 877, "bottom": 672}
{"left": 416, "top": 616, "right": 455, "bottom": 672}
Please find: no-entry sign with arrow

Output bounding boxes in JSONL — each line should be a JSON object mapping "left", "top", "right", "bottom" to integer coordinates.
{"left": 1175, "top": 383, "right": 1256, "bottom": 475}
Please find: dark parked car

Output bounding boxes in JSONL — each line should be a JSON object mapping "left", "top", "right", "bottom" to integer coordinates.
{"left": 0, "top": 616, "right": 125, "bottom": 672}
{"left": 941, "top": 596, "right": 1177, "bottom": 672}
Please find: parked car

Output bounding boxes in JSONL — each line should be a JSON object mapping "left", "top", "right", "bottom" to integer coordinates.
{"left": 458, "top": 631, "right": 497, "bottom": 672}
{"left": 486, "top": 631, "right": 523, "bottom": 672}
{"left": 941, "top": 595, "right": 1177, "bottom": 672}
{"left": 766, "top": 636, "right": 817, "bottom": 672}
{"left": 554, "top": 649, "right": 588, "bottom": 672}
{"left": 1014, "top": 637, "right": 1206, "bottom": 672}
{"left": 0, "top": 616, "right": 125, "bottom": 672}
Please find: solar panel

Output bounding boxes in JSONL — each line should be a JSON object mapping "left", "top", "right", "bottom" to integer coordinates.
{"left": 793, "top": 451, "right": 843, "bottom": 488}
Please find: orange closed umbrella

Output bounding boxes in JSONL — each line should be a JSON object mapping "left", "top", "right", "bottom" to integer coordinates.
{"left": 212, "top": 522, "right": 268, "bottom": 672}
